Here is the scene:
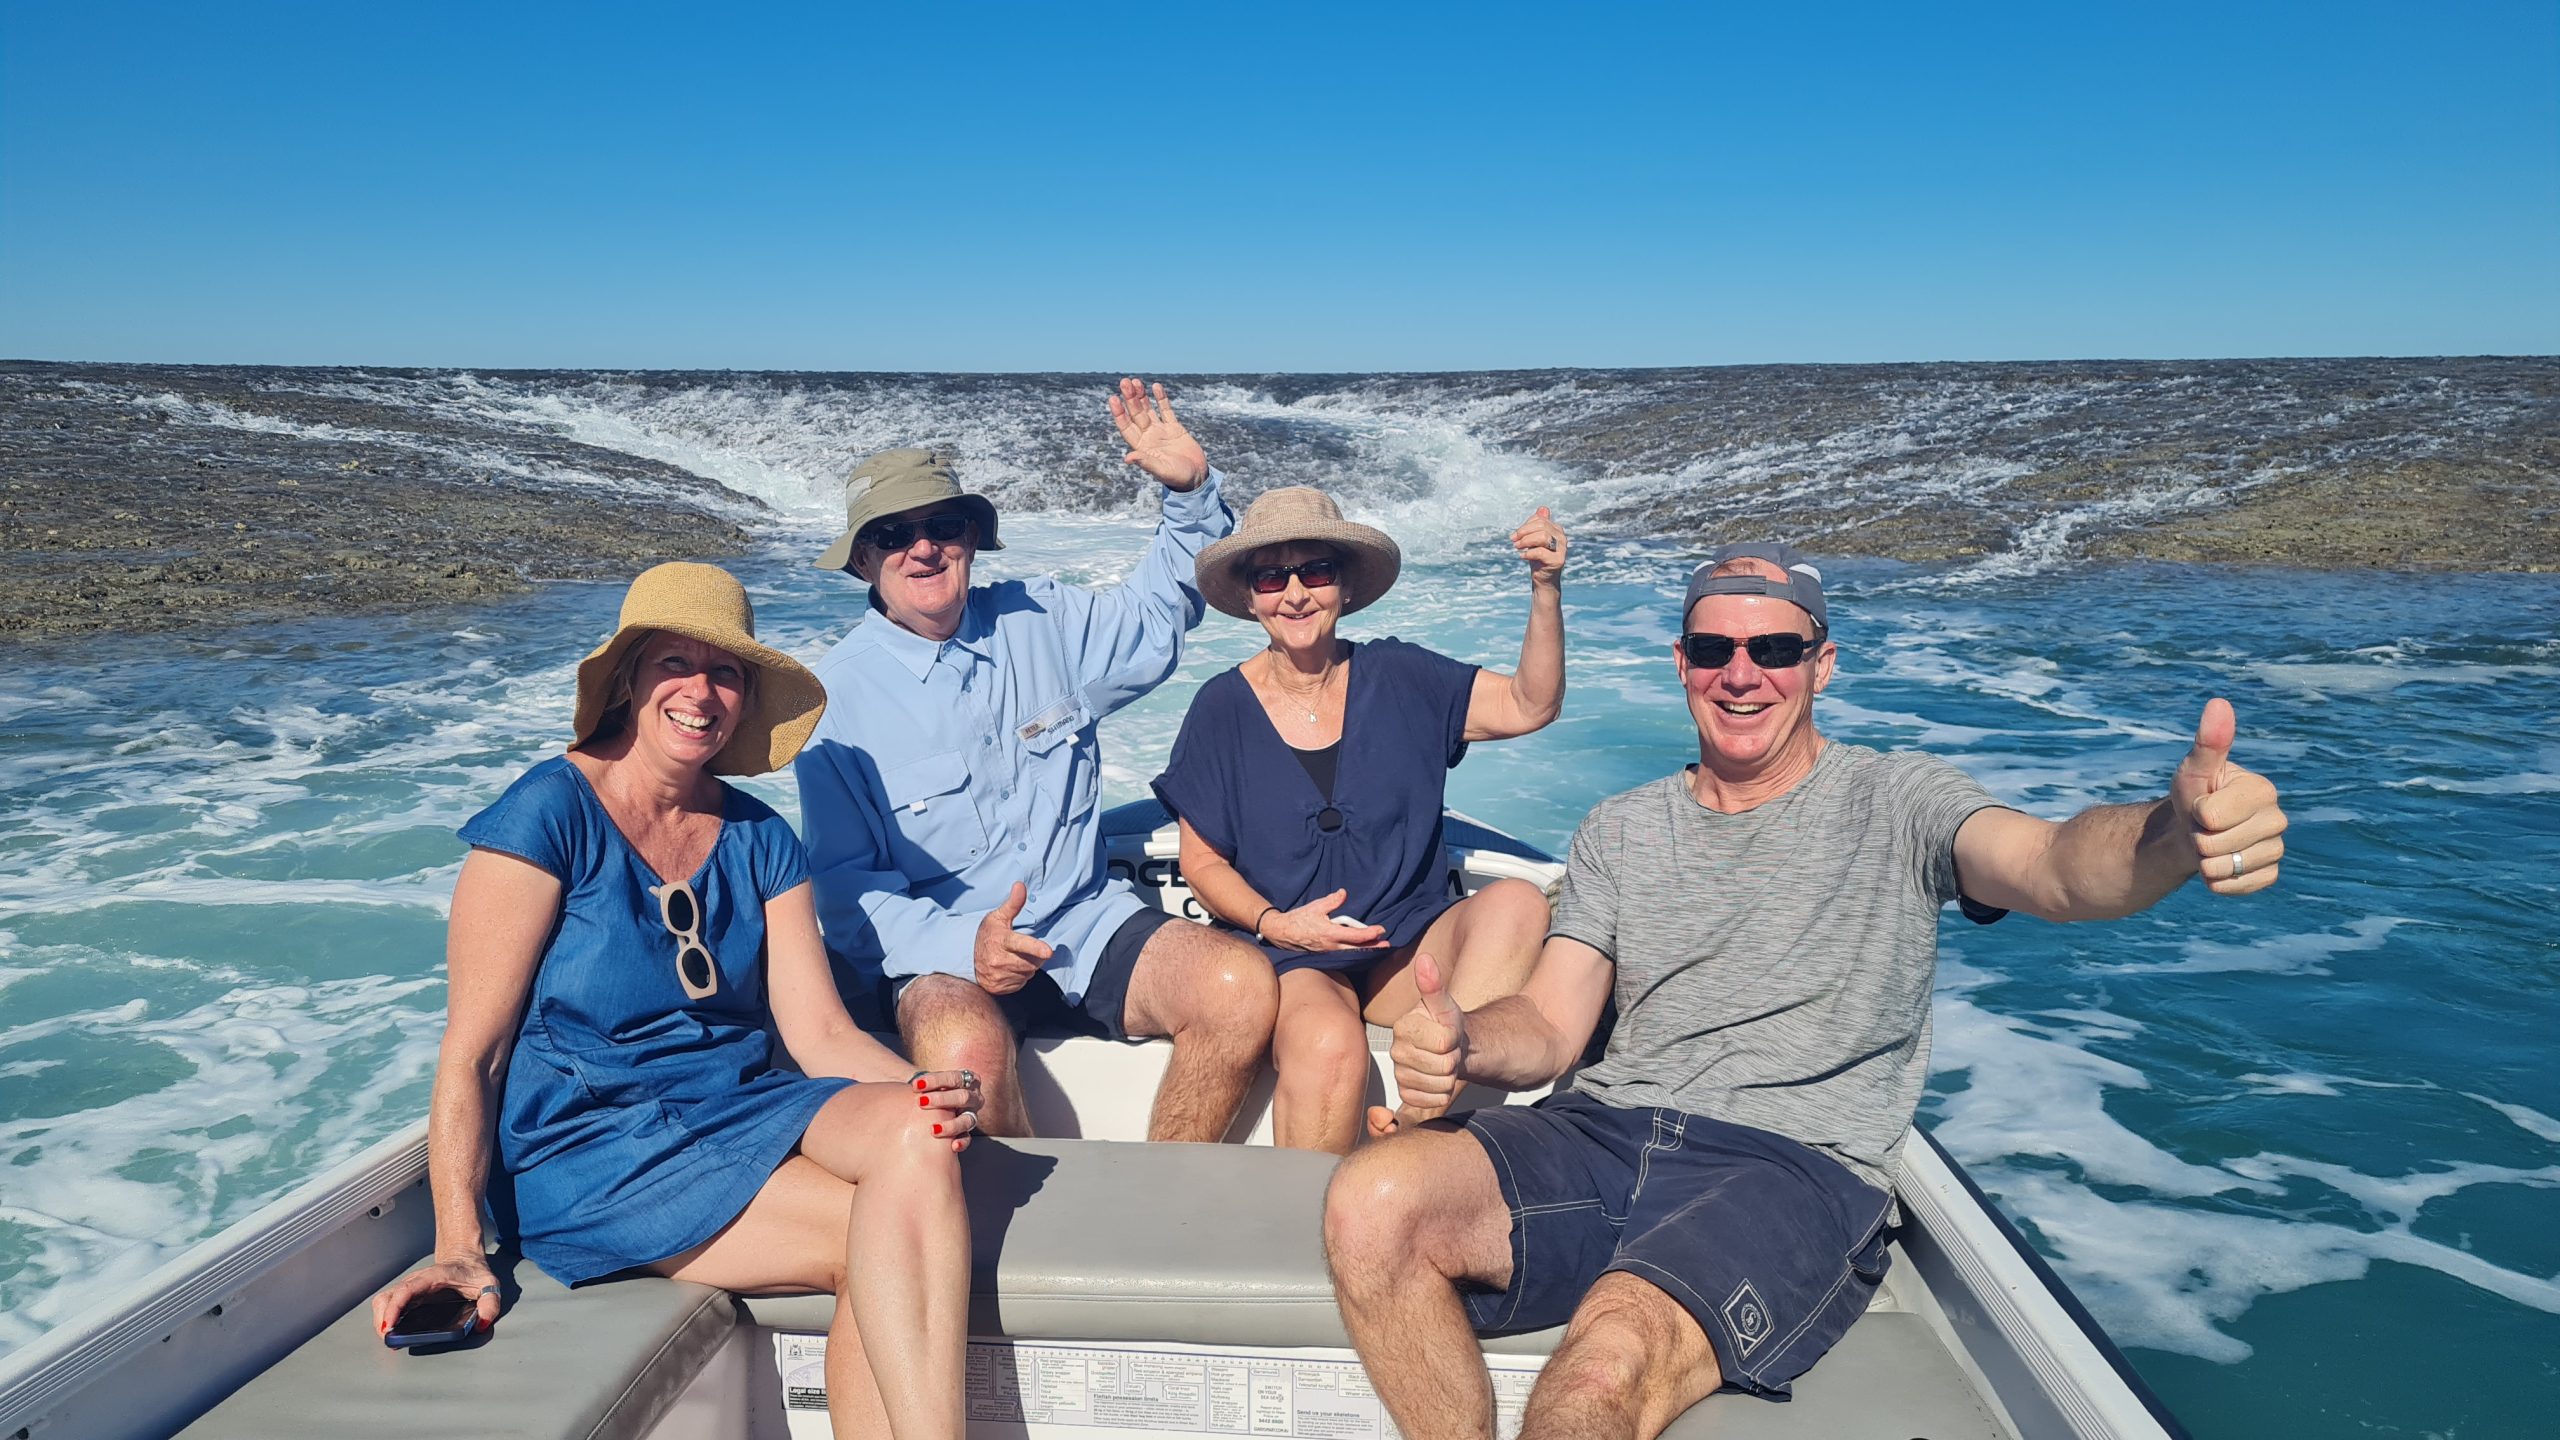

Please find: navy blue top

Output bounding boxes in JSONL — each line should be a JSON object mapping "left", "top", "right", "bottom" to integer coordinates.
{"left": 458, "top": 757, "right": 852, "bottom": 1285}
{"left": 1152, "top": 638, "right": 1479, "bottom": 974}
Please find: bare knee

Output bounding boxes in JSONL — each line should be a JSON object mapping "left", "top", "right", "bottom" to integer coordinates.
{"left": 1149, "top": 927, "right": 1278, "bottom": 1040}
{"left": 1476, "top": 878, "right": 1551, "bottom": 934}
{"left": 1323, "top": 1143, "right": 1433, "bottom": 1270}
{"left": 1275, "top": 1004, "right": 1369, "bottom": 1097}
{"left": 898, "top": 974, "right": 1016, "bottom": 1076}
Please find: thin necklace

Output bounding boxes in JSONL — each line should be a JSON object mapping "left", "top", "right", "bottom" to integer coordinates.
{"left": 1267, "top": 648, "right": 1338, "bottom": 725}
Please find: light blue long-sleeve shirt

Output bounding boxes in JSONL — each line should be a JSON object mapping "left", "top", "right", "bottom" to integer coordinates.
{"left": 796, "top": 472, "right": 1234, "bottom": 1003}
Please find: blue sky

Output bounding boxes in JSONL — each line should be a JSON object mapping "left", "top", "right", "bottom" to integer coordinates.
{"left": 2, "top": 2, "right": 2552, "bottom": 370}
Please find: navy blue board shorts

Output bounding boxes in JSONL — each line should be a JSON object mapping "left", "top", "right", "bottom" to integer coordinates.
{"left": 874, "top": 907, "right": 1175, "bottom": 1042}
{"left": 1457, "top": 1090, "right": 1894, "bottom": 1397}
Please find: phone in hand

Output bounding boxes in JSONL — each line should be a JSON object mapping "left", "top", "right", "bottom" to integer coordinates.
{"left": 383, "top": 1291, "right": 484, "bottom": 1349}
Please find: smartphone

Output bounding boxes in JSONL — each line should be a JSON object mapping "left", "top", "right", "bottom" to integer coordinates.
{"left": 384, "top": 1292, "right": 484, "bottom": 1349}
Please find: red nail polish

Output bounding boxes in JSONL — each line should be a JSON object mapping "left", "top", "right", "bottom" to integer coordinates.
{"left": 933, "top": 1123, "right": 944, "bottom": 1135}
{"left": 915, "top": 1078, "right": 928, "bottom": 1090}
{"left": 919, "top": 1094, "right": 930, "bottom": 1107}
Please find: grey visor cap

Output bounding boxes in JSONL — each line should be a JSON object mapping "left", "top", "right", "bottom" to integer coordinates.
{"left": 1680, "top": 543, "right": 1828, "bottom": 633}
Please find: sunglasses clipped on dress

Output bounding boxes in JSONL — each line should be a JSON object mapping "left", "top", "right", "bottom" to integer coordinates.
{"left": 651, "top": 879, "right": 720, "bottom": 1000}
{"left": 1679, "top": 631, "right": 1825, "bottom": 669}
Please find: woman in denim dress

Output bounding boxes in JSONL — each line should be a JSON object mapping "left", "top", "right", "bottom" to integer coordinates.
{"left": 372, "top": 563, "right": 981, "bottom": 1440}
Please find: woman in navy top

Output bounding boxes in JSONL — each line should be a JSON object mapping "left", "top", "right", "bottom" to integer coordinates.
{"left": 371, "top": 563, "right": 982, "bottom": 1440}
{"left": 1153, "top": 488, "right": 1570, "bottom": 1153}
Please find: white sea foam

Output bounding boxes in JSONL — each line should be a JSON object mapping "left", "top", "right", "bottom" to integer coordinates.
{"left": 1932, "top": 951, "right": 2560, "bottom": 1363}
{"left": 2469, "top": 1095, "right": 2560, "bottom": 1145}
{"left": 2097, "top": 915, "right": 2408, "bottom": 976}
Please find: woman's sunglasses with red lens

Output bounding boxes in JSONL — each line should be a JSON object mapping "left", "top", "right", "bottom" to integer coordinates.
{"left": 1248, "top": 558, "right": 1341, "bottom": 595}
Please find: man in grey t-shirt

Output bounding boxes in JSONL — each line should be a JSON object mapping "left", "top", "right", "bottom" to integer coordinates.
{"left": 1324, "top": 544, "right": 2289, "bottom": 1439}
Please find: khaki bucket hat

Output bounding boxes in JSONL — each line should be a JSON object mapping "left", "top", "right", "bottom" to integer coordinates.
{"left": 1194, "top": 486, "right": 1402, "bottom": 620}
{"left": 813, "top": 447, "right": 1003, "bottom": 572}
{"left": 570, "top": 562, "right": 828, "bottom": 777}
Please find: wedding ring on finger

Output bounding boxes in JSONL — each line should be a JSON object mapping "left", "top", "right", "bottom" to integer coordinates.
{"left": 958, "top": 1069, "right": 980, "bottom": 1095}
{"left": 2227, "top": 851, "right": 2248, "bottom": 879}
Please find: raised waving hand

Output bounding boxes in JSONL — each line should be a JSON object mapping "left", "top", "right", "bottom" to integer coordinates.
{"left": 1108, "top": 377, "right": 1209, "bottom": 492}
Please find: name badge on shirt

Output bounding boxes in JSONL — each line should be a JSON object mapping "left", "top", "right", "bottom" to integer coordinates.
{"left": 1018, "top": 696, "right": 1080, "bottom": 744}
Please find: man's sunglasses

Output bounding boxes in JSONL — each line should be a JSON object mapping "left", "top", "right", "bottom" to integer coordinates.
{"left": 1679, "top": 632, "right": 1825, "bottom": 669}
{"left": 1248, "top": 558, "right": 1341, "bottom": 595}
{"left": 860, "top": 512, "right": 971, "bottom": 552}
{"left": 652, "top": 879, "right": 719, "bottom": 1001}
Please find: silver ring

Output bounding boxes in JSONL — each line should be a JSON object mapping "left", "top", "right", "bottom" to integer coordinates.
{"left": 959, "top": 1069, "right": 980, "bottom": 1094}
{"left": 2228, "top": 851, "right": 2247, "bottom": 879}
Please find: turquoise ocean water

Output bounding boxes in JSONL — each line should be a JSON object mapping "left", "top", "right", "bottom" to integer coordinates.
{"left": 2, "top": 366, "right": 2555, "bottom": 1436}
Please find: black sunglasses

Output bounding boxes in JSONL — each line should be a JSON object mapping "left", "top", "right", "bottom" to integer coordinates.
{"left": 1680, "top": 631, "right": 1824, "bottom": 669}
{"left": 861, "top": 511, "right": 971, "bottom": 552}
{"left": 1248, "top": 558, "right": 1341, "bottom": 595}
{"left": 652, "top": 879, "right": 719, "bottom": 1000}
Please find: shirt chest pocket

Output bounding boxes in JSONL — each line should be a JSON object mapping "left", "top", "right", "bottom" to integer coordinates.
{"left": 1013, "top": 691, "right": 1092, "bottom": 758}
{"left": 880, "top": 750, "right": 987, "bottom": 881}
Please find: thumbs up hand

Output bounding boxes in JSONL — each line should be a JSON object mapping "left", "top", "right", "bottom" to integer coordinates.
{"left": 973, "top": 881, "right": 1055, "bottom": 994}
{"left": 1371, "top": 953, "right": 1468, "bottom": 1135}
{"left": 2171, "top": 698, "right": 2287, "bottom": 895}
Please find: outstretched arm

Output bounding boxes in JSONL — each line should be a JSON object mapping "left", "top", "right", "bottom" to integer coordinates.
{"left": 1955, "top": 698, "right": 2288, "bottom": 921}
{"left": 1463, "top": 507, "right": 1568, "bottom": 741}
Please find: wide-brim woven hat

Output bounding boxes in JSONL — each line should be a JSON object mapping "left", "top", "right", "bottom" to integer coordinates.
{"left": 813, "top": 446, "right": 1003, "bottom": 572}
{"left": 570, "top": 562, "right": 828, "bottom": 777}
{"left": 1195, "top": 486, "right": 1402, "bottom": 621}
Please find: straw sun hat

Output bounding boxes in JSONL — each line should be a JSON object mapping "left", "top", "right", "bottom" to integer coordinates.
{"left": 570, "top": 562, "right": 827, "bottom": 777}
{"left": 1194, "top": 487, "right": 1402, "bottom": 621}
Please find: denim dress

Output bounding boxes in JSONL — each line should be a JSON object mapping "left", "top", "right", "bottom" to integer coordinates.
{"left": 1151, "top": 638, "right": 1479, "bottom": 975}
{"left": 460, "top": 757, "right": 853, "bottom": 1285}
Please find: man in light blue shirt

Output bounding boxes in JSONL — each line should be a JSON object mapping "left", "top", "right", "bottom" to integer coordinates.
{"left": 795, "top": 379, "right": 1277, "bottom": 1141}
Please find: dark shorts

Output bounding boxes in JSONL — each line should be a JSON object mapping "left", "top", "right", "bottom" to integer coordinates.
{"left": 885, "top": 907, "right": 1174, "bottom": 1042}
{"left": 1458, "top": 1090, "right": 1894, "bottom": 1397}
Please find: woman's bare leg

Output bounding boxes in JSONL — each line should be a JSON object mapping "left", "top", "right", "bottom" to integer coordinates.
{"left": 1272, "top": 967, "right": 1372, "bottom": 1153}
{"left": 798, "top": 1084, "right": 972, "bottom": 1440}
{"left": 656, "top": 1083, "right": 971, "bottom": 1440}
{"left": 1360, "top": 880, "right": 1552, "bottom": 1134}
{"left": 654, "top": 1156, "right": 891, "bottom": 1440}
{"left": 1364, "top": 879, "right": 1549, "bottom": 1021}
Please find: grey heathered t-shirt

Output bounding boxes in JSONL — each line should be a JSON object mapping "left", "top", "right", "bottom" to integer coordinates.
{"left": 1552, "top": 743, "right": 2005, "bottom": 1192}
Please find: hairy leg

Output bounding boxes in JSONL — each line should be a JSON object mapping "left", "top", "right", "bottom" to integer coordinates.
{"left": 898, "top": 973, "right": 1028, "bottom": 1136}
{"left": 1120, "top": 920, "right": 1277, "bottom": 1142}
{"left": 1322, "top": 1123, "right": 1515, "bottom": 1440}
{"left": 1271, "top": 967, "right": 1372, "bottom": 1154}
{"left": 1519, "top": 1272, "right": 1720, "bottom": 1440}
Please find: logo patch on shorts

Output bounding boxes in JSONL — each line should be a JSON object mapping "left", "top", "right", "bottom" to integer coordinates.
{"left": 1723, "top": 1281, "right": 1774, "bottom": 1357}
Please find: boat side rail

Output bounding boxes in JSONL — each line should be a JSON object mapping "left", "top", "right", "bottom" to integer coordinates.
{"left": 1894, "top": 1128, "right": 2187, "bottom": 1440}
{"left": 0, "top": 1122, "right": 434, "bottom": 1440}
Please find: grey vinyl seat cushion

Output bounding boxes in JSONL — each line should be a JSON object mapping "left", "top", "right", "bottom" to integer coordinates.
{"left": 176, "top": 1259, "right": 732, "bottom": 1440}
{"left": 177, "top": 1137, "right": 2007, "bottom": 1440}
